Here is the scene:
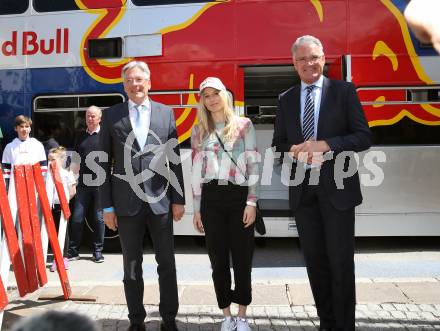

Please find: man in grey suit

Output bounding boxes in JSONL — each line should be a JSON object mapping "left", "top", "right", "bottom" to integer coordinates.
{"left": 100, "top": 61, "right": 185, "bottom": 331}
{"left": 272, "top": 36, "right": 372, "bottom": 331}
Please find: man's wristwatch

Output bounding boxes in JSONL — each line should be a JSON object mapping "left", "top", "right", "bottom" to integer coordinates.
{"left": 246, "top": 201, "right": 257, "bottom": 207}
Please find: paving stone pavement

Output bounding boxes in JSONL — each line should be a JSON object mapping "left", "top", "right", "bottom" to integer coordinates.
{"left": 2, "top": 281, "right": 440, "bottom": 331}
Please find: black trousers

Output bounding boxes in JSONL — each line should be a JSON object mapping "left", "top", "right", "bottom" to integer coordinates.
{"left": 295, "top": 176, "right": 356, "bottom": 331}
{"left": 200, "top": 181, "right": 254, "bottom": 309}
{"left": 117, "top": 203, "right": 178, "bottom": 325}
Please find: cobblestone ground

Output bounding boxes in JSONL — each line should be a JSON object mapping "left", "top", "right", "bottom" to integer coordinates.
{"left": 5, "top": 300, "right": 439, "bottom": 331}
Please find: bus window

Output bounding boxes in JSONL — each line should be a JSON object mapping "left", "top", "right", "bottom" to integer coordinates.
{"left": 33, "top": 94, "right": 124, "bottom": 149}
{"left": 88, "top": 38, "right": 123, "bottom": 59}
{"left": 0, "top": 0, "right": 28, "bottom": 15}
{"left": 33, "top": 0, "right": 125, "bottom": 12}
{"left": 132, "top": 0, "right": 215, "bottom": 5}
{"left": 244, "top": 66, "right": 296, "bottom": 125}
{"left": 408, "top": 88, "right": 440, "bottom": 102}
{"left": 33, "top": 0, "right": 79, "bottom": 12}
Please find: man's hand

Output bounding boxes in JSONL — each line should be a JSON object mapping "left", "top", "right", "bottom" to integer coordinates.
{"left": 193, "top": 212, "right": 204, "bottom": 233}
{"left": 289, "top": 140, "right": 330, "bottom": 165}
{"left": 172, "top": 204, "right": 185, "bottom": 222}
{"left": 405, "top": 0, "right": 440, "bottom": 54}
{"left": 104, "top": 211, "right": 118, "bottom": 231}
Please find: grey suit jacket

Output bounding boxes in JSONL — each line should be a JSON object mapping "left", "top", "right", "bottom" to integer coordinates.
{"left": 272, "top": 77, "right": 372, "bottom": 212}
{"left": 99, "top": 100, "right": 185, "bottom": 216}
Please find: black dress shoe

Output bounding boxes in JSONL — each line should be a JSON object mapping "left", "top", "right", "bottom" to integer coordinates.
{"left": 161, "top": 320, "right": 179, "bottom": 331}
{"left": 127, "top": 322, "right": 145, "bottom": 331}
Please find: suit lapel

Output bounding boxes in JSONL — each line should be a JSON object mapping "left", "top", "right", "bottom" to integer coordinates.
{"left": 288, "top": 86, "right": 303, "bottom": 141}
{"left": 120, "top": 102, "right": 133, "bottom": 135}
{"left": 117, "top": 102, "right": 143, "bottom": 151}
{"left": 146, "top": 100, "right": 159, "bottom": 147}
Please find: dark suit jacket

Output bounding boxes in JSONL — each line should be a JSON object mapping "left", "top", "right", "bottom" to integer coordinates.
{"left": 99, "top": 100, "right": 185, "bottom": 216}
{"left": 272, "top": 77, "right": 372, "bottom": 212}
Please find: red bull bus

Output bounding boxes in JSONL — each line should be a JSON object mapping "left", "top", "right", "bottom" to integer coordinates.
{"left": 1, "top": 0, "right": 439, "bottom": 239}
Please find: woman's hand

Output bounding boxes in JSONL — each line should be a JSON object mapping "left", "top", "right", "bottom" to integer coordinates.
{"left": 242, "top": 205, "right": 256, "bottom": 228}
{"left": 193, "top": 212, "right": 204, "bottom": 233}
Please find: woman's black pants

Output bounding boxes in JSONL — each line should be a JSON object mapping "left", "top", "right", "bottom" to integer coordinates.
{"left": 200, "top": 181, "right": 254, "bottom": 309}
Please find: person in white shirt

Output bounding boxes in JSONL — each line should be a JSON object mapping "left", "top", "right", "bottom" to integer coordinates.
{"left": 2, "top": 115, "right": 47, "bottom": 180}
{"left": 48, "top": 146, "right": 76, "bottom": 272}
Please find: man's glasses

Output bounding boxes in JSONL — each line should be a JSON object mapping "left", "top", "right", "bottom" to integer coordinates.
{"left": 124, "top": 78, "right": 147, "bottom": 85}
{"left": 296, "top": 55, "right": 323, "bottom": 64}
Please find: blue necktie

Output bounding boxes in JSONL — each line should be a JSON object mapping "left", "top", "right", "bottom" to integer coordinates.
{"left": 302, "top": 85, "right": 316, "bottom": 141}
{"left": 134, "top": 104, "right": 148, "bottom": 148}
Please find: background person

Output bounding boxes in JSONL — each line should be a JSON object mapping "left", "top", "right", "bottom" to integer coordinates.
{"left": 48, "top": 146, "right": 76, "bottom": 272}
{"left": 404, "top": 0, "right": 440, "bottom": 54}
{"left": 10, "top": 310, "right": 101, "bottom": 331}
{"left": 2, "top": 115, "right": 47, "bottom": 181}
{"left": 191, "top": 77, "right": 259, "bottom": 331}
{"left": 99, "top": 61, "right": 185, "bottom": 331}
{"left": 272, "top": 35, "right": 372, "bottom": 331}
{"left": 67, "top": 106, "right": 105, "bottom": 263}
{"left": 42, "top": 120, "right": 61, "bottom": 157}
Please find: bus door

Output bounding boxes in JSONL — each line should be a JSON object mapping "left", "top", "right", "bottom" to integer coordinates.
{"left": 32, "top": 93, "right": 124, "bottom": 250}
{"left": 243, "top": 65, "right": 297, "bottom": 237}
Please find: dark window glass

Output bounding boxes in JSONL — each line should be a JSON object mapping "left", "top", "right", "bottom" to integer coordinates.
{"left": 33, "top": 94, "right": 124, "bottom": 149}
{"left": 79, "top": 95, "right": 123, "bottom": 108}
{"left": 371, "top": 117, "right": 440, "bottom": 145}
{"left": 88, "top": 38, "right": 122, "bottom": 59}
{"left": 0, "top": 0, "right": 28, "bottom": 14}
{"left": 244, "top": 65, "right": 328, "bottom": 125}
{"left": 33, "top": 111, "right": 77, "bottom": 148}
{"left": 408, "top": 88, "right": 440, "bottom": 102}
{"left": 36, "top": 97, "right": 78, "bottom": 109}
{"left": 133, "top": 0, "right": 211, "bottom": 5}
{"left": 33, "top": 0, "right": 79, "bottom": 12}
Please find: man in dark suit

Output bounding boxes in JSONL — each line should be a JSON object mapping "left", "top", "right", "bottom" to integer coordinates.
{"left": 272, "top": 35, "right": 372, "bottom": 331}
{"left": 100, "top": 61, "right": 185, "bottom": 331}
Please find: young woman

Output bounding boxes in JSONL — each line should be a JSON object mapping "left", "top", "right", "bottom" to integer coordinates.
{"left": 191, "top": 77, "right": 259, "bottom": 331}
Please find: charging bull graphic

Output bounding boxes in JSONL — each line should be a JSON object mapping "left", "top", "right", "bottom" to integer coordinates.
{"left": 77, "top": 0, "right": 440, "bottom": 131}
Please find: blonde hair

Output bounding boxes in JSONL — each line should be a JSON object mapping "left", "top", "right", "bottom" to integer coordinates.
{"left": 196, "top": 89, "right": 239, "bottom": 143}
{"left": 48, "top": 146, "right": 67, "bottom": 164}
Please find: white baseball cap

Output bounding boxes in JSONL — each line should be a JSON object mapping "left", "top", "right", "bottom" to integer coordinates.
{"left": 199, "top": 77, "right": 226, "bottom": 92}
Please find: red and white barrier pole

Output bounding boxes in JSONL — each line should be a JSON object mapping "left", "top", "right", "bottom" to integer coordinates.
{"left": 33, "top": 164, "right": 71, "bottom": 299}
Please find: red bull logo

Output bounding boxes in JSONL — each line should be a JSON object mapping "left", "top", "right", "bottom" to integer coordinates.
{"left": 1, "top": 29, "right": 69, "bottom": 56}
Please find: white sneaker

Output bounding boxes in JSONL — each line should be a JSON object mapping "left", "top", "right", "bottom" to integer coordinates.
{"left": 220, "top": 317, "right": 236, "bottom": 331}
{"left": 236, "top": 318, "right": 251, "bottom": 331}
